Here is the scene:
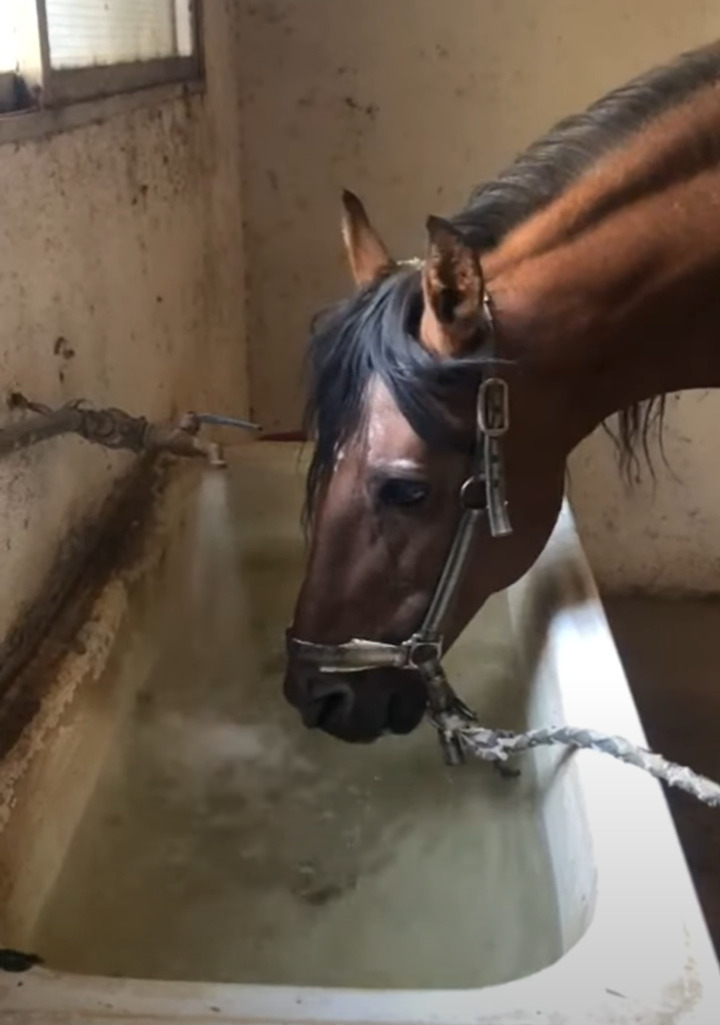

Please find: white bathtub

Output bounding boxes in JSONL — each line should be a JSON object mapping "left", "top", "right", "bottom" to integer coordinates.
{"left": 1, "top": 442, "right": 718, "bottom": 1024}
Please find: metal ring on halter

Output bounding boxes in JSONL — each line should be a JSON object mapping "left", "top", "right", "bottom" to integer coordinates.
{"left": 459, "top": 475, "right": 485, "bottom": 510}
{"left": 405, "top": 637, "right": 443, "bottom": 669}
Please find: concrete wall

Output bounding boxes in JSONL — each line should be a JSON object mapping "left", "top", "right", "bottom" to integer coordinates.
{"left": 0, "top": 0, "right": 249, "bottom": 644}
{"left": 237, "top": 0, "right": 720, "bottom": 594}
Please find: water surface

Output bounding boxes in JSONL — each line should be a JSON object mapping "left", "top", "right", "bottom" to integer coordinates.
{"left": 33, "top": 448, "right": 560, "bottom": 987}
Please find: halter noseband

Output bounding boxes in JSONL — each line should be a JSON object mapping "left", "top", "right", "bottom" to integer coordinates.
{"left": 287, "top": 285, "right": 512, "bottom": 765}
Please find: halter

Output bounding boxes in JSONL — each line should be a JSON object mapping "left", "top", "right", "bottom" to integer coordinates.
{"left": 286, "top": 284, "right": 512, "bottom": 765}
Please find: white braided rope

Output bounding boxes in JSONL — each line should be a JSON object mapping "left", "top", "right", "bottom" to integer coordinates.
{"left": 433, "top": 714, "right": 720, "bottom": 807}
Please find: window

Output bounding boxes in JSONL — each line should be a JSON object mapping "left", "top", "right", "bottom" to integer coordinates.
{"left": 0, "top": 0, "right": 200, "bottom": 114}
{"left": 0, "top": 0, "right": 37, "bottom": 113}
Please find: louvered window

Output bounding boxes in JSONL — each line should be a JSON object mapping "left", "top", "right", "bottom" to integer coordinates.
{"left": 0, "top": 0, "right": 199, "bottom": 113}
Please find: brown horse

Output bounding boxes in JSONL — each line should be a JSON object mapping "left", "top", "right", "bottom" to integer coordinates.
{"left": 284, "top": 43, "right": 720, "bottom": 743}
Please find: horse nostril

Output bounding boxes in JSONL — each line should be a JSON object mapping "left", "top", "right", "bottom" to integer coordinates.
{"left": 301, "top": 700, "right": 324, "bottom": 729}
{"left": 301, "top": 680, "right": 355, "bottom": 730}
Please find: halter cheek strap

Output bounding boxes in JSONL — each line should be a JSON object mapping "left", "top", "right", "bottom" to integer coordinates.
{"left": 286, "top": 284, "right": 512, "bottom": 765}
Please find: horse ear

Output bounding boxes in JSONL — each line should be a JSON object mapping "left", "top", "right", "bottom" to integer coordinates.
{"left": 341, "top": 190, "right": 394, "bottom": 287}
{"left": 420, "top": 215, "right": 486, "bottom": 356}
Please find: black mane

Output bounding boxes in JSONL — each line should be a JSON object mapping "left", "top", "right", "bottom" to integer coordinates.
{"left": 305, "top": 43, "right": 720, "bottom": 511}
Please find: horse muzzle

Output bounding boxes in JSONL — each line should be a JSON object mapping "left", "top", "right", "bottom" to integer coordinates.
{"left": 283, "top": 658, "right": 427, "bottom": 742}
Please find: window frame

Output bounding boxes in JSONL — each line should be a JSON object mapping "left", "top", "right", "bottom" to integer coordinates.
{"left": 0, "top": 0, "right": 203, "bottom": 144}
{"left": 35, "top": 0, "right": 203, "bottom": 107}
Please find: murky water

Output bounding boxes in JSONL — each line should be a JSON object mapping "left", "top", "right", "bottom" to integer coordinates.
{"left": 32, "top": 447, "right": 561, "bottom": 988}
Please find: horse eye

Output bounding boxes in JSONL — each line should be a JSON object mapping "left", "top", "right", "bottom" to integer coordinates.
{"left": 377, "top": 477, "right": 430, "bottom": 509}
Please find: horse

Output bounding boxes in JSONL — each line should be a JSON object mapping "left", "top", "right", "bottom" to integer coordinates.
{"left": 283, "top": 42, "right": 720, "bottom": 744}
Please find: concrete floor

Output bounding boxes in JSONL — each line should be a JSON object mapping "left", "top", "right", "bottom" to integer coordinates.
{"left": 604, "top": 596, "right": 720, "bottom": 955}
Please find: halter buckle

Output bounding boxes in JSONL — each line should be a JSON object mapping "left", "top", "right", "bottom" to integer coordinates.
{"left": 477, "top": 377, "right": 509, "bottom": 438}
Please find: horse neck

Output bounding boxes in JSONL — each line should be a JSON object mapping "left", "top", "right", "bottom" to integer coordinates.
{"left": 485, "top": 83, "right": 720, "bottom": 457}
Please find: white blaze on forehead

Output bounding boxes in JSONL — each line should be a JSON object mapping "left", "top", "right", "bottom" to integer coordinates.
{"left": 365, "top": 376, "right": 426, "bottom": 468}
{"left": 376, "top": 457, "right": 424, "bottom": 473}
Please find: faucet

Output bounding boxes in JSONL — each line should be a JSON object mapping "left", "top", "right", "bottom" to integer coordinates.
{"left": 0, "top": 395, "right": 261, "bottom": 466}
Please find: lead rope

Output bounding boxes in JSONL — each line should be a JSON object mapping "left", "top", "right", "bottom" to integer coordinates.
{"left": 431, "top": 708, "right": 720, "bottom": 807}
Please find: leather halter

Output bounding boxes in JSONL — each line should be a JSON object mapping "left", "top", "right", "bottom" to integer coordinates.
{"left": 286, "top": 286, "right": 512, "bottom": 765}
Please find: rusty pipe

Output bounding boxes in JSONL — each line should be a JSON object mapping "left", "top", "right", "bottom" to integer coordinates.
{"left": 0, "top": 404, "right": 85, "bottom": 458}
{"left": 0, "top": 397, "right": 259, "bottom": 466}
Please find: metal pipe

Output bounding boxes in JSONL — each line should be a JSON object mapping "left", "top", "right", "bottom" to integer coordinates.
{"left": 0, "top": 396, "right": 260, "bottom": 466}
{"left": 0, "top": 405, "right": 84, "bottom": 458}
